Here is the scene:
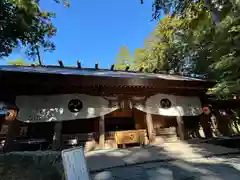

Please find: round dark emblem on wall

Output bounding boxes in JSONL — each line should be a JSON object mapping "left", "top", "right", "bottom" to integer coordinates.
{"left": 68, "top": 99, "right": 83, "bottom": 113}
{"left": 160, "top": 99, "right": 172, "bottom": 109}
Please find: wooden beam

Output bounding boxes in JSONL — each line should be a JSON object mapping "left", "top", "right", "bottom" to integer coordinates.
{"left": 58, "top": 60, "right": 64, "bottom": 67}
{"left": 99, "top": 116, "right": 105, "bottom": 148}
{"left": 110, "top": 64, "right": 114, "bottom": 71}
{"left": 139, "top": 67, "right": 144, "bottom": 72}
{"left": 2, "top": 69, "right": 215, "bottom": 90}
{"left": 0, "top": 83, "right": 207, "bottom": 97}
{"left": 77, "top": 60, "right": 81, "bottom": 68}
{"left": 52, "top": 122, "right": 62, "bottom": 150}
{"left": 95, "top": 62, "right": 99, "bottom": 70}
{"left": 125, "top": 66, "right": 130, "bottom": 71}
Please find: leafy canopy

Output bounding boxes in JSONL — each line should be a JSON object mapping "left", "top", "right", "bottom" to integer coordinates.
{"left": 116, "top": 0, "right": 240, "bottom": 98}
{"left": 0, "top": 0, "right": 69, "bottom": 59}
{"left": 8, "top": 58, "right": 29, "bottom": 65}
{"left": 115, "top": 46, "right": 134, "bottom": 70}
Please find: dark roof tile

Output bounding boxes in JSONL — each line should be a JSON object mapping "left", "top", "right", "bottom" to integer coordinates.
{"left": 0, "top": 65, "right": 207, "bottom": 82}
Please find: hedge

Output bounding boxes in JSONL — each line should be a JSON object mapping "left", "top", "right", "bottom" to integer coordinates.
{"left": 0, "top": 151, "right": 65, "bottom": 180}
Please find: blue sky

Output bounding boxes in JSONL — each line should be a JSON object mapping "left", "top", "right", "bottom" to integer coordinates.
{"left": 1, "top": 0, "right": 157, "bottom": 68}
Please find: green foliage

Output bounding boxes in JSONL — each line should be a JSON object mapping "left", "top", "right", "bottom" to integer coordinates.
{"left": 130, "top": 0, "right": 240, "bottom": 98}
{"left": 0, "top": 0, "right": 69, "bottom": 59}
{"left": 128, "top": 15, "right": 188, "bottom": 73}
{"left": 150, "top": 0, "right": 231, "bottom": 24}
{"left": 115, "top": 46, "right": 134, "bottom": 70}
{"left": 0, "top": 151, "right": 64, "bottom": 180}
{"left": 132, "top": 48, "right": 149, "bottom": 70}
{"left": 8, "top": 58, "right": 29, "bottom": 66}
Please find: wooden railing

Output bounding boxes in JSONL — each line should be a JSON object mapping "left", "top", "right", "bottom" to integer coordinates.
{"left": 62, "top": 132, "right": 98, "bottom": 142}
{"left": 62, "top": 131, "right": 121, "bottom": 142}
{"left": 154, "top": 127, "right": 177, "bottom": 136}
{"left": 61, "top": 130, "right": 146, "bottom": 142}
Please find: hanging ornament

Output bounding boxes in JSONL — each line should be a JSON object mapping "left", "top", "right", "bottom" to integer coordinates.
{"left": 5, "top": 109, "right": 17, "bottom": 121}
{"left": 202, "top": 106, "right": 211, "bottom": 115}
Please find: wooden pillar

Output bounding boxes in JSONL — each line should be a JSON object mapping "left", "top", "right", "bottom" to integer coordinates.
{"left": 210, "top": 113, "right": 221, "bottom": 137}
{"left": 99, "top": 116, "right": 105, "bottom": 148}
{"left": 0, "top": 117, "right": 4, "bottom": 131}
{"left": 176, "top": 116, "right": 185, "bottom": 140}
{"left": 52, "top": 121, "right": 62, "bottom": 151}
{"left": 146, "top": 113, "right": 155, "bottom": 142}
{"left": 3, "top": 109, "right": 19, "bottom": 152}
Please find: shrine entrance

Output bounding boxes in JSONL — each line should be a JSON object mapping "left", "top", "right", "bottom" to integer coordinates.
{"left": 105, "top": 117, "right": 135, "bottom": 132}
{"left": 105, "top": 109, "right": 135, "bottom": 131}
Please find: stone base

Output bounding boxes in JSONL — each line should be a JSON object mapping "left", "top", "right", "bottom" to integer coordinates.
{"left": 105, "top": 140, "right": 118, "bottom": 149}
{"left": 84, "top": 136, "right": 151, "bottom": 152}
{"left": 84, "top": 139, "right": 118, "bottom": 152}
{"left": 84, "top": 140, "right": 98, "bottom": 152}
{"left": 152, "top": 135, "right": 178, "bottom": 145}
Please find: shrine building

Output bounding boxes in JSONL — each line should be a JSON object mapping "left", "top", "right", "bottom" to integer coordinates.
{"left": 0, "top": 61, "right": 216, "bottom": 152}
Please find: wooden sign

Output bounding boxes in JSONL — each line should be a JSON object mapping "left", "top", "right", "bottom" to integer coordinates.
{"left": 115, "top": 130, "right": 146, "bottom": 145}
{"left": 61, "top": 146, "right": 90, "bottom": 180}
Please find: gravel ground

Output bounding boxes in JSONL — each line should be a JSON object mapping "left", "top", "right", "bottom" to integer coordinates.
{"left": 90, "top": 155, "right": 240, "bottom": 180}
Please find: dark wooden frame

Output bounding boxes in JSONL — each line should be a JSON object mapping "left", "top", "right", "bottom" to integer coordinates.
{"left": 0, "top": 68, "right": 215, "bottom": 96}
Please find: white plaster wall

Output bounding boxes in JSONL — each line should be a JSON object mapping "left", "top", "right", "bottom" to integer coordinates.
{"left": 16, "top": 94, "right": 119, "bottom": 123}
{"left": 134, "top": 94, "right": 202, "bottom": 116}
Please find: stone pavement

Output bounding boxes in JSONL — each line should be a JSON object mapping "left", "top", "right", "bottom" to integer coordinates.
{"left": 90, "top": 155, "right": 240, "bottom": 180}
{"left": 85, "top": 141, "right": 240, "bottom": 172}
{"left": 85, "top": 141, "right": 240, "bottom": 179}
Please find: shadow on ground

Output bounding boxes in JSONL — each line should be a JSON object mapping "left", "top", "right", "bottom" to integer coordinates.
{"left": 87, "top": 142, "right": 240, "bottom": 180}
{"left": 1, "top": 141, "right": 240, "bottom": 180}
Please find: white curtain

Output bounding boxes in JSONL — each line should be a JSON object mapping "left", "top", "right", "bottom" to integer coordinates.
{"left": 16, "top": 94, "right": 119, "bottom": 123}
{"left": 134, "top": 93, "right": 202, "bottom": 116}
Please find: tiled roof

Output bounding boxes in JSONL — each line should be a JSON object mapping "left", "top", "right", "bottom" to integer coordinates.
{"left": 0, "top": 65, "right": 207, "bottom": 82}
